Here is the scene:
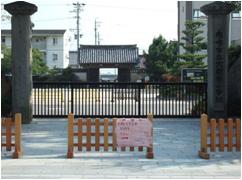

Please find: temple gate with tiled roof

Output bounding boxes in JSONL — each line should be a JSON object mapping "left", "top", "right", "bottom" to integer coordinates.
{"left": 79, "top": 45, "right": 139, "bottom": 82}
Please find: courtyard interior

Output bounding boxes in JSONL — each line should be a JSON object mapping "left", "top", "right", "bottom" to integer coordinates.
{"left": 1, "top": 118, "right": 241, "bottom": 179}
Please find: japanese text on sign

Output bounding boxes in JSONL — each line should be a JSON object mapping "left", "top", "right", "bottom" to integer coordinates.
{"left": 214, "top": 30, "right": 225, "bottom": 110}
{"left": 115, "top": 118, "right": 152, "bottom": 147}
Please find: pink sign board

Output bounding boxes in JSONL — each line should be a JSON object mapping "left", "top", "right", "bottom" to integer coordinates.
{"left": 115, "top": 118, "right": 152, "bottom": 147}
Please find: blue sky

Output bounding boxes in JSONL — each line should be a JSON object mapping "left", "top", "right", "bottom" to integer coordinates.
{"left": 1, "top": 0, "right": 178, "bottom": 53}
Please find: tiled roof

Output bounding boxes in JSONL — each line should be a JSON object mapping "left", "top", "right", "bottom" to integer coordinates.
{"left": 1, "top": 29, "right": 66, "bottom": 35}
{"left": 79, "top": 45, "right": 139, "bottom": 64}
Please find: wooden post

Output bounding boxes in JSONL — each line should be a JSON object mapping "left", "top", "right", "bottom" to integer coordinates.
{"left": 6, "top": 118, "right": 12, "bottom": 151}
{"left": 13, "top": 113, "right": 22, "bottom": 158}
{"left": 219, "top": 118, "right": 224, "bottom": 151}
{"left": 210, "top": 118, "right": 216, "bottom": 152}
{"left": 235, "top": 118, "right": 241, "bottom": 151}
{"left": 77, "top": 118, "right": 82, "bottom": 151}
{"left": 138, "top": 146, "right": 143, "bottom": 152}
{"left": 146, "top": 113, "right": 154, "bottom": 159}
{"left": 112, "top": 118, "right": 117, "bottom": 151}
{"left": 227, "top": 118, "right": 233, "bottom": 152}
{"left": 67, "top": 113, "right": 74, "bottom": 158}
{"left": 95, "top": 118, "right": 100, "bottom": 151}
{"left": 86, "top": 118, "right": 92, "bottom": 151}
{"left": 104, "top": 118, "right": 109, "bottom": 151}
{"left": 198, "top": 114, "right": 210, "bottom": 159}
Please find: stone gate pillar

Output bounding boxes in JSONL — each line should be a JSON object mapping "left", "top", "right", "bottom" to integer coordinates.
{"left": 4, "top": 1, "right": 37, "bottom": 124}
{"left": 201, "top": 2, "right": 234, "bottom": 118}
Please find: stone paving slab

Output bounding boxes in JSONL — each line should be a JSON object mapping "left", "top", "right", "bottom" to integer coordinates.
{"left": 1, "top": 118, "right": 241, "bottom": 179}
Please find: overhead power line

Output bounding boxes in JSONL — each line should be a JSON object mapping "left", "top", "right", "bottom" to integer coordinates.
{"left": 82, "top": 3, "right": 175, "bottom": 12}
{"left": 30, "top": 3, "right": 72, "bottom": 6}
{"left": 34, "top": 17, "right": 74, "bottom": 22}
{"left": 1, "top": 17, "right": 75, "bottom": 25}
{"left": 7, "top": 2, "right": 174, "bottom": 12}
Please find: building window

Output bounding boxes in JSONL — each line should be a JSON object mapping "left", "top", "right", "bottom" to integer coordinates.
{"left": 52, "top": 54, "right": 58, "bottom": 61}
{"left": 193, "top": 9, "right": 206, "bottom": 19}
{"left": 232, "top": 11, "right": 241, "bottom": 19}
{"left": 53, "top": 37, "right": 58, "bottom": 45}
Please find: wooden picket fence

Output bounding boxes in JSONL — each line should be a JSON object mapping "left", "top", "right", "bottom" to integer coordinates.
{"left": 67, "top": 113, "right": 154, "bottom": 159}
{"left": 1, "top": 113, "right": 22, "bottom": 158}
{"left": 198, "top": 114, "right": 241, "bottom": 159}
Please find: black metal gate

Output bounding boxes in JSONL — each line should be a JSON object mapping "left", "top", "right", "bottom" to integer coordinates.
{"left": 33, "top": 82, "right": 207, "bottom": 118}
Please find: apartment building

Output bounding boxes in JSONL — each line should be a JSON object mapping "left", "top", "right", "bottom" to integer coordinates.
{"left": 1, "top": 29, "right": 70, "bottom": 69}
{"left": 178, "top": 1, "right": 241, "bottom": 64}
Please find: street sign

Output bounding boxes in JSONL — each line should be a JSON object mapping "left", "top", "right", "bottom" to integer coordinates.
{"left": 181, "top": 68, "right": 207, "bottom": 82}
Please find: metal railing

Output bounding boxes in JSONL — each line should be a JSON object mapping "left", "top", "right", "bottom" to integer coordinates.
{"left": 33, "top": 82, "right": 207, "bottom": 118}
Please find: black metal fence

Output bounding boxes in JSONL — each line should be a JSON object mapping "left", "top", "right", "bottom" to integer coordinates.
{"left": 33, "top": 82, "right": 207, "bottom": 118}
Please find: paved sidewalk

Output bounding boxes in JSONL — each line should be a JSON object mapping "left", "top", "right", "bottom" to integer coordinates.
{"left": 1, "top": 118, "right": 241, "bottom": 179}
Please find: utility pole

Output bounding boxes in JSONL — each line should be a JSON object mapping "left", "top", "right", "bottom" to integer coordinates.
{"left": 94, "top": 18, "right": 101, "bottom": 45}
{"left": 97, "top": 32, "right": 100, "bottom": 45}
{"left": 72, "top": 2, "right": 85, "bottom": 65}
{"left": 94, "top": 19, "right": 97, "bottom": 45}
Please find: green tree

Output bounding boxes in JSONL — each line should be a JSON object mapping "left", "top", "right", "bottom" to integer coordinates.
{"left": 179, "top": 20, "right": 207, "bottom": 62}
{"left": 166, "top": 41, "right": 179, "bottom": 73}
{"left": 32, "top": 49, "right": 49, "bottom": 75}
{"left": 1, "top": 45, "right": 12, "bottom": 74}
{"left": 228, "top": 43, "right": 241, "bottom": 69}
{"left": 1, "top": 46, "right": 49, "bottom": 75}
{"left": 178, "top": 20, "right": 207, "bottom": 69}
{"left": 146, "top": 36, "right": 180, "bottom": 80}
{"left": 146, "top": 35, "right": 169, "bottom": 81}
{"left": 226, "top": 1, "right": 241, "bottom": 11}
